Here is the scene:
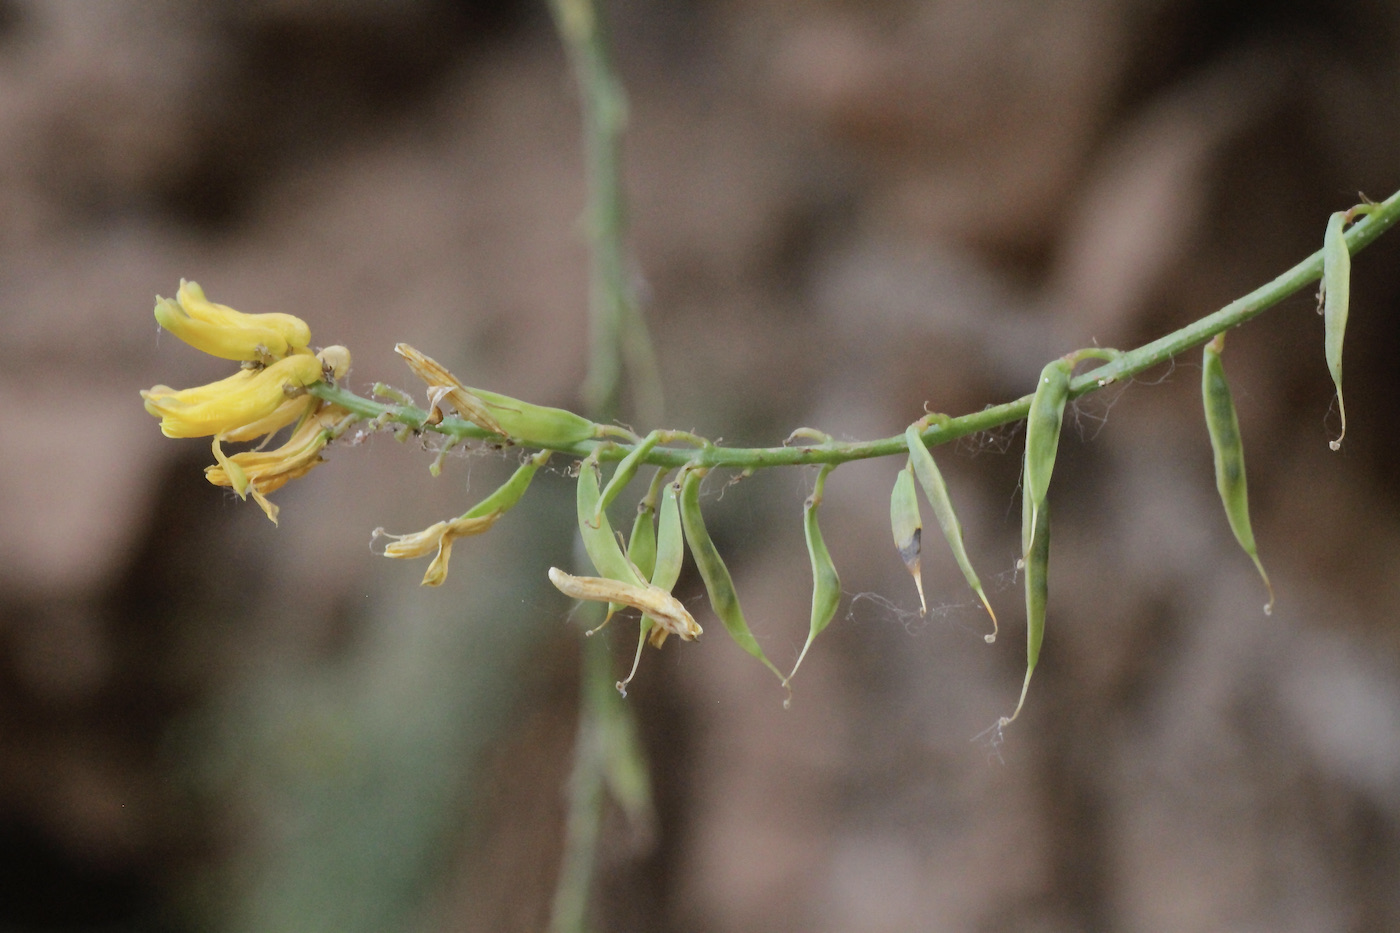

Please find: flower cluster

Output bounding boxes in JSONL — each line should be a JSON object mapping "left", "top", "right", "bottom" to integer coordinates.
{"left": 141, "top": 280, "right": 352, "bottom": 524}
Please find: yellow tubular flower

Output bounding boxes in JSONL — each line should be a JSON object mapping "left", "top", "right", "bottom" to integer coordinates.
{"left": 376, "top": 511, "right": 504, "bottom": 586}
{"left": 141, "top": 353, "right": 323, "bottom": 438}
{"left": 154, "top": 280, "right": 312, "bottom": 362}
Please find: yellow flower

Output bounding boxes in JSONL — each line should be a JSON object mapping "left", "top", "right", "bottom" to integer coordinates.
{"left": 155, "top": 280, "right": 312, "bottom": 362}
{"left": 205, "top": 403, "right": 352, "bottom": 524}
{"left": 141, "top": 353, "right": 324, "bottom": 439}
{"left": 374, "top": 511, "right": 504, "bottom": 586}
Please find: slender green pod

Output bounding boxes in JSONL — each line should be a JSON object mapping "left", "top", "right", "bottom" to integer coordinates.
{"left": 575, "top": 456, "right": 646, "bottom": 587}
{"left": 1003, "top": 484, "right": 1049, "bottom": 725}
{"left": 1202, "top": 334, "right": 1274, "bottom": 613}
{"left": 679, "top": 467, "right": 785, "bottom": 682}
{"left": 905, "top": 422, "right": 998, "bottom": 641}
{"left": 889, "top": 462, "right": 926, "bottom": 615}
{"left": 598, "top": 430, "right": 666, "bottom": 524}
{"left": 618, "top": 477, "right": 689, "bottom": 688}
{"left": 626, "top": 496, "right": 658, "bottom": 584}
{"left": 786, "top": 465, "right": 841, "bottom": 690}
{"left": 463, "top": 449, "right": 552, "bottom": 519}
{"left": 1322, "top": 210, "right": 1352, "bottom": 450}
{"left": 650, "top": 478, "right": 685, "bottom": 593}
{"left": 1024, "top": 358, "right": 1073, "bottom": 511}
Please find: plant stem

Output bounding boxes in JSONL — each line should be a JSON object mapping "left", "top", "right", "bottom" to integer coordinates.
{"left": 313, "top": 185, "right": 1400, "bottom": 471}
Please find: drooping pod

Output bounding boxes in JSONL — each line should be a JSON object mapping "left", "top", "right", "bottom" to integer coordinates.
{"left": 679, "top": 467, "right": 785, "bottom": 682}
{"left": 625, "top": 473, "right": 663, "bottom": 585}
{"left": 1322, "top": 210, "right": 1352, "bottom": 450}
{"left": 1024, "top": 357, "right": 1073, "bottom": 513}
{"left": 575, "top": 456, "right": 646, "bottom": 587}
{"left": 1003, "top": 481, "right": 1049, "bottom": 725}
{"left": 1202, "top": 334, "right": 1274, "bottom": 612}
{"left": 889, "top": 462, "right": 926, "bottom": 615}
{"left": 905, "top": 422, "right": 997, "bottom": 641}
{"left": 786, "top": 465, "right": 842, "bottom": 690}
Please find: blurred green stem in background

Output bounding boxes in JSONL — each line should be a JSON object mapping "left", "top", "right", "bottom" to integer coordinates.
{"left": 546, "top": 0, "right": 662, "bottom": 929}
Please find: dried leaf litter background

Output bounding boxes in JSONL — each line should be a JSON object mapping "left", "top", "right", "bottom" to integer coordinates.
{"left": 1, "top": 1, "right": 1399, "bottom": 931}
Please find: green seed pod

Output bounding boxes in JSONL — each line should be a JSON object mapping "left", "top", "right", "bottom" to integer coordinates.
{"left": 471, "top": 386, "right": 602, "bottom": 447}
{"left": 786, "top": 465, "right": 842, "bottom": 689}
{"left": 628, "top": 476, "right": 685, "bottom": 672}
{"left": 576, "top": 456, "right": 646, "bottom": 587}
{"left": 905, "top": 423, "right": 998, "bottom": 641}
{"left": 650, "top": 477, "right": 685, "bottom": 593}
{"left": 679, "top": 467, "right": 784, "bottom": 682}
{"left": 889, "top": 462, "right": 926, "bottom": 615}
{"left": 1025, "top": 358, "right": 1073, "bottom": 511}
{"left": 1003, "top": 484, "right": 1049, "bottom": 725}
{"left": 1202, "top": 334, "right": 1274, "bottom": 612}
{"left": 598, "top": 430, "right": 665, "bottom": 524}
{"left": 1322, "top": 210, "right": 1351, "bottom": 450}
{"left": 463, "top": 449, "right": 551, "bottom": 519}
{"left": 626, "top": 496, "right": 658, "bottom": 584}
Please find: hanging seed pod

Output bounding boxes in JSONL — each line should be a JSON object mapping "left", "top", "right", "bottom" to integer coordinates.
{"left": 889, "top": 462, "right": 926, "bottom": 615}
{"left": 617, "top": 477, "right": 689, "bottom": 691}
{"left": 1202, "top": 334, "right": 1274, "bottom": 613}
{"left": 786, "top": 465, "right": 842, "bottom": 690}
{"left": 626, "top": 495, "right": 659, "bottom": 584}
{"left": 1025, "top": 358, "right": 1073, "bottom": 512}
{"left": 576, "top": 456, "right": 646, "bottom": 587}
{"left": 466, "top": 449, "right": 552, "bottom": 519}
{"left": 905, "top": 423, "right": 998, "bottom": 642}
{"left": 1003, "top": 483, "right": 1050, "bottom": 725}
{"left": 1322, "top": 210, "right": 1352, "bottom": 450}
{"left": 679, "top": 467, "right": 785, "bottom": 682}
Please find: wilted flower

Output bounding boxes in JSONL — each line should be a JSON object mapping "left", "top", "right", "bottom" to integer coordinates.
{"left": 155, "top": 279, "right": 311, "bottom": 362}
{"left": 375, "top": 511, "right": 504, "bottom": 586}
{"left": 547, "top": 567, "right": 702, "bottom": 642}
{"left": 205, "top": 403, "right": 353, "bottom": 524}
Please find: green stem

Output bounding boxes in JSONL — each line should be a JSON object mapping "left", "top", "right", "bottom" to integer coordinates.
{"left": 313, "top": 185, "right": 1400, "bottom": 472}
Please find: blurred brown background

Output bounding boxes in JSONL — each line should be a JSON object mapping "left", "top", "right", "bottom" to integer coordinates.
{"left": 3, "top": 0, "right": 1400, "bottom": 930}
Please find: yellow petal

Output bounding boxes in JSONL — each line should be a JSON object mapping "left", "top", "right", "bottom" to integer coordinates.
{"left": 142, "top": 354, "right": 322, "bottom": 438}
{"left": 154, "top": 280, "right": 312, "bottom": 362}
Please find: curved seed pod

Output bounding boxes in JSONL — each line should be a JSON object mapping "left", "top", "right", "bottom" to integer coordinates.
{"left": 465, "top": 449, "right": 552, "bottom": 519}
{"left": 1003, "top": 485, "right": 1049, "bottom": 725}
{"left": 889, "top": 462, "right": 926, "bottom": 615}
{"left": 905, "top": 423, "right": 998, "bottom": 641}
{"left": 1202, "top": 335, "right": 1274, "bottom": 612}
{"left": 786, "top": 465, "right": 842, "bottom": 689}
{"left": 576, "top": 457, "right": 646, "bottom": 587}
{"left": 598, "top": 431, "right": 665, "bottom": 524}
{"left": 1025, "top": 358, "right": 1073, "bottom": 511}
{"left": 679, "top": 467, "right": 784, "bottom": 682}
{"left": 1322, "top": 210, "right": 1351, "bottom": 450}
